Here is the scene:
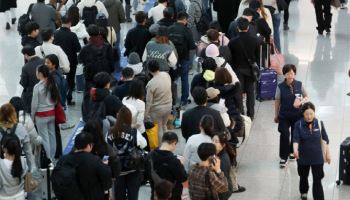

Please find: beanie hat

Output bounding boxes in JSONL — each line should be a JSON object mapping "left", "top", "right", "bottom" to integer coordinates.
{"left": 128, "top": 52, "right": 141, "bottom": 65}
{"left": 203, "top": 70, "right": 215, "bottom": 81}
{"left": 206, "top": 87, "right": 220, "bottom": 100}
{"left": 205, "top": 44, "right": 220, "bottom": 58}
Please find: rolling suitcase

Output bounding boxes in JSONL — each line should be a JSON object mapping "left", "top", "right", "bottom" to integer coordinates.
{"left": 40, "top": 167, "right": 55, "bottom": 200}
{"left": 336, "top": 137, "right": 350, "bottom": 185}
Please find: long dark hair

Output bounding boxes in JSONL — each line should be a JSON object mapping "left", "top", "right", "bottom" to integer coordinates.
{"left": 37, "top": 65, "right": 59, "bottom": 103}
{"left": 199, "top": 115, "right": 215, "bottom": 138}
{"left": 110, "top": 106, "right": 132, "bottom": 139}
{"left": 126, "top": 79, "right": 145, "bottom": 100}
{"left": 67, "top": 5, "right": 80, "bottom": 26}
{"left": 216, "top": 133, "right": 237, "bottom": 166}
{"left": 1, "top": 136, "right": 23, "bottom": 181}
{"left": 83, "top": 120, "right": 107, "bottom": 156}
{"left": 9, "top": 97, "right": 26, "bottom": 121}
{"left": 45, "top": 54, "right": 60, "bottom": 70}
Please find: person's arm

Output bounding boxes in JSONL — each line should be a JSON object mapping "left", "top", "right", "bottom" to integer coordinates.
{"left": 142, "top": 47, "right": 148, "bottom": 62}
{"left": 144, "top": 85, "right": 153, "bottom": 119}
{"left": 136, "top": 130, "right": 147, "bottom": 149}
{"left": 20, "top": 68, "right": 28, "bottom": 88}
{"left": 320, "top": 120, "right": 331, "bottom": 164}
{"left": 215, "top": 110, "right": 227, "bottom": 133}
{"left": 187, "top": 28, "right": 196, "bottom": 50}
{"left": 31, "top": 85, "right": 39, "bottom": 119}
{"left": 180, "top": 112, "right": 189, "bottom": 141}
{"left": 19, "top": 125, "right": 36, "bottom": 172}
{"left": 173, "top": 158, "right": 188, "bottom": 183}
{"left": 209, "top": 171, "right": 228, "bottom": 193}
{"left": 168, "top": 51, "right": 178, "bottom": 68}
{"left": 274, "top": 87, "right": 281, "bottom": 123}
{"left": 183, "top": 142, "right": 192, "bottom": 172}
{"left": 293, "top": 122, "right": 301, "bottom": 159}
{"left": 97, "top": 1, "right": 109, "bottom": 18}
{"left": 96, "top": 158, "right": 112, "bottom": 190}
{"left": 58, "top": 46, "right": 70, "bottom": 73}
{"left": 73, "top": 33, "right": 81, "bottom": 53}
{"left": 301, "top": 84, "right": 309, "bottom": 102}
{"left": 136, "top": 101, "right": 145, "bottom": 130}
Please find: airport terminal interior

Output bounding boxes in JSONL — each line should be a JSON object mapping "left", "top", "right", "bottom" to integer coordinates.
{"left": 1, "top": 0, "right": 350, "bottom": 199}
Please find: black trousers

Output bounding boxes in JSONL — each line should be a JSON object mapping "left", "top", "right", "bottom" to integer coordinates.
{"left": 114, "top": 171, "right": 141, "bottom": 200}
{"left": 297, "top": 164, "right": 325, "bottom": 200}
{"left": 66, "top": 64, "right": 77, "bottom": 103}
{"left": 237, "top": 73, "right": 255, "bottom": 119}
{"left": 284, "top": 0, "right": 292, "bottom": 24}
{"left": 278, "top": 117, "right": 298, "bottom": 160}
{"left": 314, "top": 0, "right": 332, "bottom": 31}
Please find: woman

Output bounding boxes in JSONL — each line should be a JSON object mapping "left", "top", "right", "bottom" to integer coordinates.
{"left": 122, "top": 79, "right": 146, "bottom": 134}
{"left": 312, "top": 0, "right": 332, "bottom": 35}
{"left": 142, "top": 26, "right": 177, "bottom": 72}
{"left": 212, "top": 133, "right": 246, "bottom": 197}
{"left": 0, "top": 0, "right": 17, "bottom": 30}
{"left": 31, "top": 64, "right": 59, "bottom": 162}
{"left": 67, "top": 5, "right": 89, "bottom": 46}
{"left": 0, "top": 136, "right": 28, "bottom": 200}
{"left": 274, "top": 64, "right": 309, "bottom": 168}
{"left": 293, "top": 102, "right": 330, "bottom": 200}
{"left": 107, "top": 106, "right": 147, "bottom": 200}
{"left": 191, "top": 57, "right": 217, "bottom": 93}
{"left": 0, "top": 103, "right": 35, "bottom": 173}
{"left": 183, "top": 115, "right": 215, "bottom": 171}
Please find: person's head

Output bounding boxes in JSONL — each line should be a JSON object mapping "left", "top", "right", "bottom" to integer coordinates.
{"left": 158, "top": 0, "right": 167, "bottom": 4}
{"left": 205, "top": 44, "right": 220, "bottom": 58}
{"left": 176, "top": 11, "right": 189, "bottom": 25}
{"left": 121, "top": 67, "right": 134, "bottom": 80}
{"left": 154, "top": 179, "right": 174, "bottom": 200}
{"left": 301, "top": 102, "right": 316, "bottom": 123}
{"left": 61, "top": 15, "right": 72, "bottom": 27}
{"left": 242, "top": 8, "right": 255, "bottom": 22}
{"left": 155, "top": 26, "right": 169, "bottom": 44}
{"left": 83, "top": 120, "right": 106, "bottom": 153}
{"left": 249, "top": 0, "right": 262, "bottom": 10}
{"left": 87, "top": 24, "right": 101, "bottom": 37}
{"left": 45, "top": 54, "right": 60, "bottom": 71}
{"left": 160, "top": 132, "right": 178, "bottom": 152}
{"left": 67, "top": 5, "right": 80, "bottom": 26}
{"left": 237, "top": 17, "right": 250, "bottom": 32}
{"left": 74, "top": 131, "right": 94, "bottom": 152}
{"left": 21, "top": 45, "right": 36, "bottom": 61}
{"left": 282, "top": 64, "right": 297, "bottom": 84}
{"left": 206, "top": 29, "right": 220, "bottom": 43}
{"left": 9, "top": 97, "right": 25, "bottom": 118}
{"left": 192, "top": 87, "right": 208, "bottom": 106}
{"left": 36, "top": 65, "right": 60, "bottom": 102}
{"left": 25, "top": 22, "right": 40, "bottom": 37}
{"left": 127, "top": 79, "right": 145, "bottom": 100}
{"left": 1, "top": 135, "right": 23, "bottom": 180}
{"left": 41, "top": 29, "right": 54, "bottom": 42}
{"left": 202, "top": 57, "right": 217, "bottom": 72}
{"left": 215, "top": 67, "right": 232, "bottom": 85}
{"left": 111, "top": 106, "right": 132, "bottom": 139}
{"left": 0, "top": 103, "right": 17, "bottom": 127}
{"left": 206, "top": 87, "right": 220, "bottom": 103}
{"left": 199, "top": 115, "right": 214, "bottom": 137}
{"left": 163, "top": 7, "right": 174, "bottom": 19}
{"left": 212, "top": 133, "right": 236, "bottom": 165}
{"left": 38, "top": 0, "right": 45, "bottom": 3}
{"left": 147, "top": 60, "right": 161, "bottom": 73}
{"left": 197, "top": 143, "right": 216, "bottom": 161}
{"left": 135, "top": 11, "right": 147, "bottom": 25}
{"left": 93, "top": 72, "right": 111, "bottom": 89}
{"left": 208, "top": 21, "right": 222, "bottom": 32}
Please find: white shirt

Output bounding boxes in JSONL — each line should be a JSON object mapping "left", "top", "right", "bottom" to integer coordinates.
{"left": 35, "top": 42, "right": 70, "bottom": 73}
{"left": 148, "top": 3, "right": 167, "bottom": 23}
{"left": 77, "top": 0, "right": 109, "bottom": 18}
{"left": 123, "top": 97, "right": 146, "bottom": 134}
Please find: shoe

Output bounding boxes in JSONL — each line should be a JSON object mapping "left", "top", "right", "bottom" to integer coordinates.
{"left": 180, "top": 99, "right": 192, "bottom": 107}
{"left": 60, "top": 123, "right": 75, "bottom": 130}
{"left": 232, "top": 185, "right": 246, "bottom": 193}
{"left": 283, "top": 23, "right": 290, "bottom": 30}
{"left": 280, "top": 159, "right": 287, "bottom": 168}
{"left": 300, "top": 193, "right": 307, "bottom": 200}
{"left": 126, "top": 18, "right": 132, "bottom": 23}
{"left": 317, "top": 29, "right": 323, "bottom": 35}
{"left": 11, "top": 18, "right": 16, "bottom": 24}
{"left": 67, "top": 101, "right": 76, "bottom": 106}
{"left": 5, "top": 22, "right": 10, "bottom": 30}
{"left": 325, "top": 28, "right": 331, "bottom": 33}
{"left": 289, "top": 154, "right": 296, "bottom": 161}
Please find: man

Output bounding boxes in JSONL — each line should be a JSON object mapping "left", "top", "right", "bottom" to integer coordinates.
{"left": 35, "top": 29, "right": 70, "bottom": 73}
{"left": 20, "top": 46, "right": 44, "bottom": 113}
{"left": 148, "top": 0, "right": 168, "bottom": 23}
{"left": 21, "top": 22, "right": 41, "bottom": 48}
{"left": 124, "top": 11, "right": 152, "bottom": 58}
{"left": 228, "top": 17, "right": 259, "bottom": 120}
{"left": 31, "top": 0, "right": 56, "bottom": 32}
{"left": 188, "top": 143, "right": 228, "bottom": 199}
{"left": 54, "top": 15, "right": 81, "bottom": 105}
{"left": 147, "top": 132, "right": 187, "bottom": 200}
{"left": 181, "top": 87, "right": 226, "bottom": 141}
{"left": 168, "top": 12, "right": 196, "bottom": 106}
{"left": 157, "top": 7, "right": 176, "bottom": 27}
{"left": 112, "top": 67, "right": 134, "bottom": 100}
{"left": 187, "top": 0, "right": 203, "bottom": 42}
{"left": 227, "top": 8, "right": 257, "bottom": 40}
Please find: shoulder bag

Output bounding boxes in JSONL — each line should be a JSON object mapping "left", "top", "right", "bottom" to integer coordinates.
{"left": 318, "top": 120, "right": 329, "bottom": 163}
{"left": 238, "top": 40, "right": 261, "bottom": 82}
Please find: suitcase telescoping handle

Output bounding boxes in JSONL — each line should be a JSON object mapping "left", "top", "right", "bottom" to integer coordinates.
{"left": 259, "top": 38, "right": 270, "bottom": 69}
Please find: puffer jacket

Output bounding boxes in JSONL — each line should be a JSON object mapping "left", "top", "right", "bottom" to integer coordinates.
{"left": 70, "top": 21, "right": 89, "bottom": 47}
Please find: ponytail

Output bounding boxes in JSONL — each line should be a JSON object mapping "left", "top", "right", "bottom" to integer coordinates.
{"left": 199, "top": 115, "right": 215, "bottom": 138}
{"left": 37, "top": 65, "right": 60, "bottom": 103}
{"left": 216, "top": 133, "right": 237, "bottom": 166}
{"left": 1, "top": 136, "right": 23, "bottom": 181}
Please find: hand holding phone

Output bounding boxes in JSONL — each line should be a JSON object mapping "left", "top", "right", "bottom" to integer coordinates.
{"left": 102, "top": 155, "right": 109, "bottom": 165}
{"left": 210, "top": 156, "right": 221, "bottom": 173}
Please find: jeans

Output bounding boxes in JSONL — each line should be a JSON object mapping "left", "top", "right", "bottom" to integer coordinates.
{"left": 278, "top": 117, "right": 298, "bottom": 160}
{"left": 178, "top": 59, "right": 190, "bottom": 104}
{"left": 272, "top": 13, "right": 281, "bottom": 52}
{"left": 35, "top": 116, "right": 56, "bottom": 161}
{"left": 297, "top": 164, "right": 325, "bottom": 200}
{"left": 114, "top": 172, "right": 141, "bottom": 200}
{"left": 237, "top": 73, "right": 256, "bottom": 119}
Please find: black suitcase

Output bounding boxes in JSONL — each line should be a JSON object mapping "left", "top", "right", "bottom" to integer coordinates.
{"left": 336, "top": 137, "right": 350, "bottom": 185}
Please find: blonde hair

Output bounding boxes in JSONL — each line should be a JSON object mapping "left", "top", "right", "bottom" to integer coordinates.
{"left": 0, "top": 103, "right": 17, "bottom": 128}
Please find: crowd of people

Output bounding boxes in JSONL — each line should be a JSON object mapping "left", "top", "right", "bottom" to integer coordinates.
{"left": 0, "top": 0, "right": 334, "bottom": 199}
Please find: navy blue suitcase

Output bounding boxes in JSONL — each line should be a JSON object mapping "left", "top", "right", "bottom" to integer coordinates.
{"left": 257, "top": 69, "right": 277, "bottom": 101}
{"left": 336, "top": 137, "right": 350, "bottom": 185}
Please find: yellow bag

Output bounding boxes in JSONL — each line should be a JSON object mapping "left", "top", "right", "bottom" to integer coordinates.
{"left": 146, "top": 122, "right": 159, "bottom": 150}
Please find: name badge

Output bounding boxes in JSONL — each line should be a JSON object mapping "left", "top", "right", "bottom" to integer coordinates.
{"left": 313, "top": 128, "right": 320, "bottom": 132}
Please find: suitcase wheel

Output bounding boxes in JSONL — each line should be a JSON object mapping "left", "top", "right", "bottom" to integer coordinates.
{"left": 336, "top": 180, "right": 341, "bottom": 185}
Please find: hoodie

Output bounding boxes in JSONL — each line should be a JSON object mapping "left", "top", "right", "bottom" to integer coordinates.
{"left": 214, "top": 83, "right": 240, "bottom": 117}
{"left": 197, "top": 33, "right": 230, "bottom": 55}
{"left": 70, "top": 21, "right": 89, "bottom": 47}
{"left": 89, "top": 88, "right": 123, "bottom": 117}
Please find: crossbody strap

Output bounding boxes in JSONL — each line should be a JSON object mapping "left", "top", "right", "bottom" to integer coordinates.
{"left": 40, "top": 46, "right": 46, "bottom": 57}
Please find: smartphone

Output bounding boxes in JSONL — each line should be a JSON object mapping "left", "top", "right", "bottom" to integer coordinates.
{"left": 209, "top": 156, "right": 216, "bottom": 166}
{"left": 102, "top": 155, "right": 109, "bottom": 162}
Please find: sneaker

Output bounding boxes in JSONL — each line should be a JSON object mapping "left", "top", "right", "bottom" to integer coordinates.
{"left": 300, "top": 193, "right": 307, "bottom": 200}
{"left": 289, "top": 154, "right": 296, "bottom": 161}
{"left": 5, "top": 22, "right": 10, "bottom": 30}
{"left": 280, "top": 159, "right": 287, "bottom": 168}
{"left": 232, "top": 185, "right": 246, "bottom": 193}
{"left": 283, "top": 23, "right": 290, "bottom": 30}
{"left": 341, "top": 3, "right": 347, "bottom": 9}
{"left": 60, "top": 123, "right": 75, "bottom": 130}
{"left": 325, "top": 28, "right": 331, "bottom": 33}
{"left": 11, "top": 18, "right": 16, "bottom": 24}
{"left": 317, "top": 29, "right": 323, "bottom": 35}
{"left": 67, "top": 101, "right": 76, "bottom": 106}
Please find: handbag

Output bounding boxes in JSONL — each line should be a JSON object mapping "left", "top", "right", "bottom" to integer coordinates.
{"left": 270, "top": 42, "right": 285, "bottom": 75}
{"left": 318, "top": 121, "right": 329, "bottom": 163}
{"left": 331, "top": 0, "right": 341, "bottom": 8}
{"left": 24, "top": 172, "right": 39, "bottom": 192}
{"left": 146, "top": 121, "right": 159, "bottom": 150}
{"left": 238, "top": 40, "right": 261, "bottom": 82}
{"left": 55, "top": 102, "right": 66, "bottom": 124}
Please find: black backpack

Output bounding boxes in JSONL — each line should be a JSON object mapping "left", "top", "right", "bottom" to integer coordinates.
{"left": 169, "top": 32, "right": 187, "bottom": 58}
{"left": 82, "top": 96, "right": 106, "bottom": 123}
{"left": 193, "top": 1, "right": 210, "bottom": 35}
{"left": 51, "top": 155, "right": 84, "bottom": 200}
{"left": 82, "top": 3, "right": 98, "bottom": 27}
{"left": 17, "top": 4, "right": 34, "bottom": 36}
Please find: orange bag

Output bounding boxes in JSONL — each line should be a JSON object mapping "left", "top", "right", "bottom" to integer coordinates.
{"left": 146, "top": 122, "right": 159, "bottom": 150}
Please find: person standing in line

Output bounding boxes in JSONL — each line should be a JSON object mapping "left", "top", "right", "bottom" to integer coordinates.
{"left": 293, "top": 102, "right": 330, "bottom": 200}
{"left": 0, "top": 0, "right": 17, "bottom": 30}
{"left": 21, "top": 22, "right": 41, "bottom": 48}
{"left": 148, "top": 0, "right": 168, "bottom": 23}
{"left": 31, "top": 0, "right": 56, "bottom": 33}
{"left": 283, "top": 0, "right": 292, "bottom": 30}
{"left": 274, "top": 64, "right": 308, "bottom": 168}
{"left": 312, "top": 0, "right": 332, "bottom": 35}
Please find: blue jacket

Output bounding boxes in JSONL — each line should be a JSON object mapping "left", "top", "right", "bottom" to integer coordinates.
{"left": 293, "top": 118, "right": 329, "bottom": 165}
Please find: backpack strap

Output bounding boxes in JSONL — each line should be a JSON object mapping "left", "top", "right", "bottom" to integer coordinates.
{"left": 10, "top": 124, "right": 18, "bottom": 135}
{"left": 40, "top": 46, "right": 46, "bottom": 57}
{"left": 220, "top": 61, "right": 227, "bottom": 68}
{"left": 27, "top": 3, "right": 34, "bottom": 15}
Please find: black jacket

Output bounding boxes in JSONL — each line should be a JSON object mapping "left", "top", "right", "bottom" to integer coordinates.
{"left": 147, "top": 149, "right": 187, "bottom": 200}
{"left": 112, "top": 80, "right": 132, "bottom": 101}
{"left": 72, "top": 152, "right": 112, "bottom": 200}
{"left": 20, "top": 56, "right": 44, "bottom": 112}
{"left": 181, "top": 106, "right": 227, "bottom": 141}
{"left": 157, "top": 18, "right": 176, "bottom": 27}
{"left": 21, "top": 35, "right": 41, "bottom": 48}
{"left": 228, "top": 32, "right": 260, "bottom": 76}
{"left": 168, "top": 22, "right": 196, "bottom": 60}
{"left": 54, "top": 27, "right": 81, "bottom": 67}
{"left": 213, "top": 83, "right": 240, "bottom": 116}
{"left": 227, "top": 18, "right": 271, "bottom": 43}
{"left": 124, "top": 24, "right": 152, "bottom": 58}
{"left": 190, "top": 73, "right": 214, "bottom": 93}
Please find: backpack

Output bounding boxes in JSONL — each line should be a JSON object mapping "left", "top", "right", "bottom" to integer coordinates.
{"left": 82, "top": 2, "right": 98, "bottom": 27}
{"left": 82, "top": 97, "right": 106, "bottom": 123}
{"left": 84, "top": 44, "right": 110, "bottom": 82}
{"left": 51, "top": 155, "right": 84, "bottom": 200}
{"left": 193, "top": 1, "right": 210, "bottom": 35}
{"left": 169, "top": 32, "right": 187, "bottom": 58}
{"left": 18, "top": 4, "right": 34, "bottom": 36}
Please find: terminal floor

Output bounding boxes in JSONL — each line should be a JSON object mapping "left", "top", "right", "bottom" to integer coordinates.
{"left": 1, "top": 0, "right": 350, "bottom": 199}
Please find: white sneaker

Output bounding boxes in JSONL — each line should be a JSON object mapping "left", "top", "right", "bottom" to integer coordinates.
{"left": 280, "top": 159, "right": 287, "bottom": 168}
